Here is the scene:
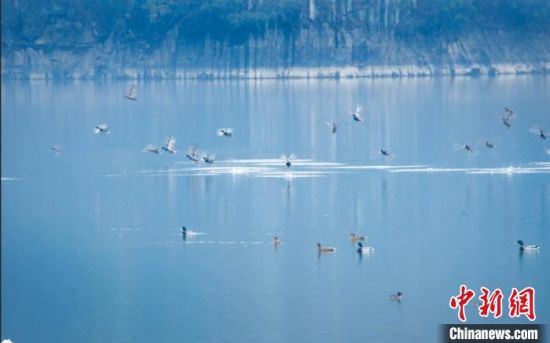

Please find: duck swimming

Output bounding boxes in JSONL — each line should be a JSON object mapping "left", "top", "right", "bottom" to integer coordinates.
{"left": 517, "top": 240, "right": 540, "bottom": 251}
{"left": 389, "top": 292, "right": 403, "bottom": 302}
{"left": 181, "top": 226, "right": 202, "bottom": 237}
{"left": 350, "top": 233, "right": 366, "bottom": 242}
{"left": 317, "top": 242, "right": 336, "bottom": 253}
{"left": 485, "top": 141, "right": 496, "bottom": 149}
{"left": 357, "top": 242, "right": 374, "bottom": 255}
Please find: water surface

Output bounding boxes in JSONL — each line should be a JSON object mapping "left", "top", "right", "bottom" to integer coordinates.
{"left": 2, "top": 77, "right": 549, "bottom": 342}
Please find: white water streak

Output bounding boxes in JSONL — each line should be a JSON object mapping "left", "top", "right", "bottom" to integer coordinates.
{"left": 110, "top": 159, "right": 550, "bottom": 178}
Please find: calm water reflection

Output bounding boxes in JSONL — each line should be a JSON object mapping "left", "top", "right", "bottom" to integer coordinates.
{"left": 2, "top": 77, "right": 549, "bottom": 342}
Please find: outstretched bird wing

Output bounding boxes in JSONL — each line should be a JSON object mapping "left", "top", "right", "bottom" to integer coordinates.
{"left": 166, "top": 137, "right": 176, "bottom": 150}
{"left": 130, "top": 84, "right": 137, "bottom": 98}
{"left": 503, "top": 108, "right": 515, "bottom": 121}
{"left": 529, "top": 125, "right": 546, "bottom": 136}
{"left": 143, "top": 144, "right": 158, "bottom": 153}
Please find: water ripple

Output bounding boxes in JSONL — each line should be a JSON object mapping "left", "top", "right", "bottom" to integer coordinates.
{"left": 108, "top": 159, "right": 550, "bottom": 178}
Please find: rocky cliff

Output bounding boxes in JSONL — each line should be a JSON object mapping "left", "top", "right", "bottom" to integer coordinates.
{"left": 2, "top": 0, "right": 550, "bottom": 79}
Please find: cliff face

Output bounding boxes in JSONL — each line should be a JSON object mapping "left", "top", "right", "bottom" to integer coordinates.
{"left": 2, "top": 0, "right": 550, "bottom": 79}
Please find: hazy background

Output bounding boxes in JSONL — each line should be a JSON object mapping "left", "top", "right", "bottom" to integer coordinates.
{"left": 2, "top": 0, "right": 550, "bottom": 78}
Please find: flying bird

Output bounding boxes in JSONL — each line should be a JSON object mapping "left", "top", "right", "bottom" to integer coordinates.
{"left": 143, "top": 144, "right": 160, "bottom": 154}
{"left": 351, "top": 106, "right": 363, "bottom": 122}
{"left": 217, "top": 128, "right": 234, "bottom": 137}
{"left": 186, "top": 146, "right": 200, "bottom": 162}
{"left": 50, "top": 144, "right": 63, "bottom": 156}
{"left": 529, "top": 125, "right": 547, "bottom": 140}
{"left": 161, "top": 137, "right": 177, "bottom": 154}
{"left": 502, "top": 107, "right": 515, "bottom": 128}
{"left": 203, "top": 153, "right": 215, "bottom": 164}
{"left": 325, "top": 121, "right": 337, "bottom": 134}
{"left": 380, "top": 149, "right": 392, "bottom": 157}
{"left": 94, "top": 123, "right": 111, "bottom": 134}
{"left": 454, "top": 143, "right": 474, "bottom": 153}
{"left": 485, "top": 141, "right": 496, "bottom": 149}
{"left": 123, "top": 83, "right": 138, "bottom": 101}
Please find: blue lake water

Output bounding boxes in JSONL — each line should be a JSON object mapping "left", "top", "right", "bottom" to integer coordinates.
{"left": 2, "top": 77, "right": 549, "bottom": 342}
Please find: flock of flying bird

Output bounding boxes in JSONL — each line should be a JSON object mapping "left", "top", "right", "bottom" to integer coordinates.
{"left": 51, "top": 84, "right": 544, "bottom": 300}
{"left": 76, "top": 105, "right": 549, "bottom": 166}
{"left": 52, "top": 85, "right": 549, "bottom": 164}
{"left": 140, "top": 129, "right": 230, "bottom": 164}
{"left": 454, "top": 106, "right": 548, "bottom": 154}
{"left": 333, "top": 105, "right": 548, "bottom": 158}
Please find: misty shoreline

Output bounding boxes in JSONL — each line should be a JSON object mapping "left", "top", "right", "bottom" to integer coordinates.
{"left": 3, "top": 63, "right": 549, "bottom": 81}
{"left": 4, "top": 1, "right": 550, "bottom": 81}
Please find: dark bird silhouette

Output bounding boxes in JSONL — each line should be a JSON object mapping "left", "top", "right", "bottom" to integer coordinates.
{"left": 325, "top": 121, "right": 337, "bottom": 134}
{"left": 94, "top": 123, "right": 111, "bottom": 134}
{"left": 351, "top": 106, "right": 363, "bottom": 122}
{"left": 502, "top": 107, "right": 515, "bottom": 128}
{"left": 217, "top": 128, "right": 234, "bottom": 137}
{"left": 529, "top": 126, "right": 547, "bottom": 140}
{"left": 186, "top": 146, "right": 200, "bottom": 162}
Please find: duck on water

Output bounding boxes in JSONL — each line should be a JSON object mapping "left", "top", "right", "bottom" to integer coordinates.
{"left": 517, "top": 240, "right": 540, "bottom": 251}
{"left": 389, "top": 292, "right": 403, "bottom": 302}
{"left": 357, "top": 242, "right": 374, "bottom": 255}
{"left": 350, "top": 233, "right": 366, "bottom": 242}
{"left": 181, "top": 226, "right": 203, "bottom": 239}
{"left": 317, "top": 242, "right": 336, "bottom": 253}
